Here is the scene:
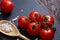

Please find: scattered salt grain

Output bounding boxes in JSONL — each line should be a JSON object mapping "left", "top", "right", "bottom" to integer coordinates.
{"left": 12, "top": 16, "right": 19, "bottom": 22}
{"left": 35, "top": 38, "right": 38, "bottom": 40}
{"left": 17, "top": 38, "right": 19, "bottom": 40}
{"left": 0, "top": 12, "right": 2, "bottom": 15}
{"left": 21, "top": 9, "right": 24, "bottom": 12}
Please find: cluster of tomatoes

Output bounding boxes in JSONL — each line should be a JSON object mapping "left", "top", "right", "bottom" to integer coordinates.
{"left": 0, "top": 0, "right": 14, "bottom": 14}
{"left": 0, "top": 0, "right": 56, "bottom": 40}
{"left": 18, "top": 11, "right": 56, "bottom": 40}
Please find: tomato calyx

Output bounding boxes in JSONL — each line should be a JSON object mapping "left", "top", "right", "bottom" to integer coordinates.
{"left": 45, "top": 26, "right": 49, "bottom": 31}
{"left": 44, "top": 17, "right": 48, "bottom": 22}
{"left": 35, "top": 14, "right": 38, "bottom": 19}
{"left": 37, "top": 21, "right": 41, "bottom": 24}
{"left": 44, "top": 22, "right": 50, "bottom": 31}
{"left": 53, "top": 27, "right": 56, "bottom": 32}
{"left": 32, "top": 25, "right": 37, "bottom": 30}
{"left": 25, "top": 18, "right": 30, "bottom": 22}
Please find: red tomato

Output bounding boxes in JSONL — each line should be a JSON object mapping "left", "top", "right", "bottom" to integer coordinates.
{"left": 41, "top": 14, "right": 54, "bottom": 28}
{"left": 18, "top": 16, "right": 30, "bottom": 29}
{"left": 1, "top": 0, "right": 14, "bottom": 14}
{"left": 27, "top": 22, "right": 40, "bottom": 36}
{"left": 29, "top": 11, "right": 42, "bottom": 22}
{"left": 0, "top": 2, "right": 1, "bottom": 10}
{"left": 0, "top": 3, "right": 1, "bottom": 8}
{"left": 40, "top": 28, "right": 55, "bottom": 40}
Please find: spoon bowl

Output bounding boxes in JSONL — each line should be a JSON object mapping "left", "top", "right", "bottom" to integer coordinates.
{"left": 0, "top": 20, "right": 30, "bottom": 40}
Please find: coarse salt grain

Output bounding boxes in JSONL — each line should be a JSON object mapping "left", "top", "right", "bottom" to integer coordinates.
{"left": 0, "top": 23, "right": 13, "bottom": 33}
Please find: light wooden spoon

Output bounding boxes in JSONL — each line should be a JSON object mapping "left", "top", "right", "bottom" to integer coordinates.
{"left": 0, "top": 20, "right": 30, "bottom": 40}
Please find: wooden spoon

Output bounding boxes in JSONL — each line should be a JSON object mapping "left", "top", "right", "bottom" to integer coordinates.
{"left": 0, "top": 20, "right": 30, "bottom": 40}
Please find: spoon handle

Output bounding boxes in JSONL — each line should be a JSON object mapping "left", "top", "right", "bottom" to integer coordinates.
{"left": 18, "top": 34, "right": 30, "bottom": 40}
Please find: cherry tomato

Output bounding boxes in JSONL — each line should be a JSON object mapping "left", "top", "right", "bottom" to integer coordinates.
{"left": 41, "top": 14, "right": 54, "bottom": 28}
{"left": 29, "top": 11, "right": 42, "bottom": 22}
{"left": 40, "top": 28, "right": 55, "bottom": 40}
{"left": 0, "top": 2, "right": 1, "bottom": 10}
{"left": 1, "top": 0, "right": 14, "bottom": 14}
{"left": 27, "top": 22, "right": 40, "bottom": 36}
{"left": 18, "top": 16, "right": 30, "bottom": 29}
